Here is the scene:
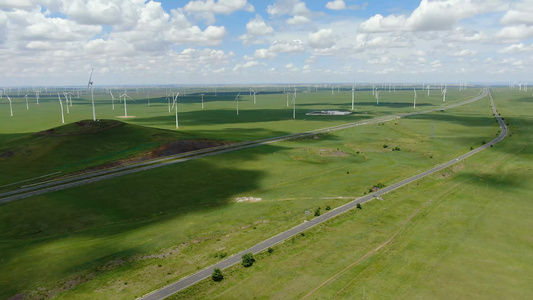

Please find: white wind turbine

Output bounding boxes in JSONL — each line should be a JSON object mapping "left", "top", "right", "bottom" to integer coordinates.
{"left": 252, "top": 89, "right": 256, "bottom": 104}
{"left": 413, "top": 88, "right": 417, "bottom": 108}
{"left": 234, "top": 92, "right": 241, "bottom": 115}
{"left": 442, "top": 87, "right": 447, "bottom": 102}
{"left": 63, "top": 92, "right": 70, "bottom": 114}
{"left": 172, "top": 92, "right": 180, "bottom": 128}
{"left": 427, "top": 84, "right": 430, "bottom": 96}
{"left": 286, "top": 91, "right": 290, "bottom": 107}
{"left": 24, "top": 94, "right": 29, "bottom": 110}
{"left": 6, "top": 94, "right": 13, "bottom": 116}
{"left": 200, "top": 94, "right": 205, "bottom": 109}
{"left": 109, "top": 91, "right": 116, "bottom": 110}
{"left": 87, "top": 68, "right": 96, "bottom": 121}
{"left": 376, "top": 89, "right": 379, "bottom": 105}
{"left": 351, "top": 84, "right": 355, "bottom": 110}
{"left": 35, "top": 90, "right": 40, "bottom": 104}
{"left": 291, "top": 88, "right": 297, "bottom": 119}
{"left": 120, "top": 90, "right": 134, "bottom": 117}
{"left": 57, "top": 92, "right": 65, "bottom": 124}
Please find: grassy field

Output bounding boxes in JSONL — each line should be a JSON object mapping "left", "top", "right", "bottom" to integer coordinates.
{"left": 159, "top": 88, "right": 532, "bottom": 299}
{"left": 0, "top": 88, "right": 478, "bottom": 189}
{"left": 0, "top": 88, "right": 502, "bottom": 299}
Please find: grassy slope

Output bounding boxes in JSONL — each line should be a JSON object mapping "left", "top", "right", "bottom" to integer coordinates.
{"left": 0, "top": 120, "right": 195, "bottom": 188}
{"left": 168, "top": 89, "right": 533, "bottom": 299}
{"left": 0, "top": 93, "right": 498, "bottom": 299}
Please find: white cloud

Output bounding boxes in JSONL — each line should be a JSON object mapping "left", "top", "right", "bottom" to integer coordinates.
{"left": 308, "top": 28, "right": 335, "bottom": 49}
{"left": 184, "top": 0, "right": 254, "bottom": 14}
{"left": 360, "top": 0, "right": 505, "bottom": 32}
{"left": 500, "top": 10, "right": 533, "bottom": 26}
{"left": 326, "top": 0, "right": 346, "bottom": 10}
{"left": 499, "top": 43, "right": 533, "bottom": 54}
{"left": 233, "top": 60, "right": 258, "bottom": 71}
{"left": 452, "top": 49, "right": 479, "bottom": 56}
{"left": 267, "top": 0, "right": 312, "bottom": 25}
{"left": 286, "top": 15, "right": 310, "bottom": 24}
{"left": 445, "top": 27, "right": 486, "bottom": 42}
{"left": 495, "top": 25, "right": 533, "bottom": 43}
{"left": 239, "top": 14, "right": 273, "bottom": 45}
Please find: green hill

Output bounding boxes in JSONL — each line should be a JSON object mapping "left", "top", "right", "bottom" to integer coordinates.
{"left": 0, "top": 120, "right": 225, "bottom": 190}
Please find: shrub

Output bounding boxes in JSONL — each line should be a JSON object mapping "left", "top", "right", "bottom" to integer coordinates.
{"left": 357, "top": 203, "right": 362, "bottom": 209}
{"left": 314, "top": 207, "right": 321, "bottom": 216}
{"left": 383, "top": 144, "right": 388, "bottom": 148}
{"left": 394, "top": 146, "right": 401, "bottom": 151}
{"left": 242, "top": 253, "right": 255, "bottom": 267}
{"left": 267, "top": 247, "right": 274, "bottom": 254}
{"left": 325, "top": 205, "right": 331, "bottom": 210}
{"left": 212, "top": 268, "right": 224, "bottom": 282}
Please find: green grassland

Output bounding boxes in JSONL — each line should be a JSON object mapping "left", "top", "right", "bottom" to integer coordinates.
{"left": 0, "top": 88, "right": 503, "bottom": 299}
{"left": 163, "top": 88, "right": 532, "bottom": 300}
{"left": 0, "top": 88, "right": 477, "bottom": 189}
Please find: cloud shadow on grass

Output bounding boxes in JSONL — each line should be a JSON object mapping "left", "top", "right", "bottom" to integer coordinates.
{"left": 0, "top": 142, "right": 290, "bottom": 298}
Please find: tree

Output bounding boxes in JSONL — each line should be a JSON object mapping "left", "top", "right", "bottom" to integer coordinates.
{"left": 212, "top": 268, "right": 223, "bottom": 282}
{"left": 242, "top": 253, "right": 255, "bottom": 267}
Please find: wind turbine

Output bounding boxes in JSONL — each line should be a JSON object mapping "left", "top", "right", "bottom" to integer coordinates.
{"left": 376, "top": 90, "right": 379, "bottom": 105}
{"left": 87, "top": 68, "right": 96, "bottom": 121}
{"left": 6, "top": 94, "right": 13, "bottom": 116}
{"left": 291, "top": 88, "right": 297, "bottom": 119}
{"left": 413, "top": 88, "right": 417, "bottom": 108}
{"left": 200, "top": 94, "right": 205, "bottom": 109}
{"left": 286, "top": 91, "right": 290, "bottom": 107}
{"left": 24, "top": 94, "right": 29, "bottom": 110}
{"left": 252, "top": 89, "right": 256, "bottom": 104}
{"left": 351, "top": 84, "right": 355, "bottom": 110}
{"left": 172, "top": 92, "right": 180, "bottom": 128}
{"left": 427, "top": 84, "right": 430, "bottom": 96}
{"left": 109, "top": 91, "right": 115, "bottom": 110}
{"left": 63, "top": 92, "right": 70, "bottom": 114}
{"left": 147, "top": 91, "right": 150, "bottom": 106}
{"left": 234, "top": 92, "right": 241, "bottom": 115}
{"left": 442, "top": 87, "right": 447, "bottom": 102}
{"left": 331, "top": 86, "right": 334, "bottom": 95}
{"left": 120, "top": 90, "right": 134, "bottom": 117}
{"left": 57, "top": 92, "right": 65, "bottom": 124}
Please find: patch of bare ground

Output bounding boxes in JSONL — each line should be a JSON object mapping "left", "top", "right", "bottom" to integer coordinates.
{"left": 317, "top": 148, "right": 350, "bottom": 157}
{"left": 68, "top": 139, "right": 231, "bottom": 175}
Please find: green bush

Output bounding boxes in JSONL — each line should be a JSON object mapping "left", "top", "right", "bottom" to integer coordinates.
{"left": 267, "top": 247, "right": 274, "bottom": 254}
{"left": 212, "top": 268, "right": 224, "bottom": 282}
{"left": 242, "top": 253, "right": 255, "bottom": 267}
{"left": 314, "top": 207, "right": 321, "bottom": 216}
{"left": 383, "top": 144, "right": 388, "bottom": 148}
{"left": 325, "top": 205, "right": 331, "bottom": 210}
{"left": 357, "top": 203, "right": 362, "bottom": 209}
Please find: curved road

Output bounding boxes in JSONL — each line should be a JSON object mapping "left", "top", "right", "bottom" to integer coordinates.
{"left": 0, "top": 89, "right": 488, "bottom": 204}
{"left": 139, "top": 89, "right": 506, "bottom": 300}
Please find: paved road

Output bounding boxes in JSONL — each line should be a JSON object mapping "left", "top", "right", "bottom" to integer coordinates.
{"left": 139, "top": 89, "right": 506, "bottom": 300}
{"left": 0, "top": 89, "right": 488, "bottom": 204}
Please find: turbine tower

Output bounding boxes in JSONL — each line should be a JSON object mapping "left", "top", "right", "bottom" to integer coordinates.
{"left": 413, "top": 88, "right": 417, "bottom": 108}
{"left": 172, "top": 92, "right": 180, "bottom": 128}
{"left": 234, "top": 92, "right": 241, "bottom": 115}
{"left": 6, "top": 94, "right": 13, "bottom": 116}
{"left": 87, "top": 68, "right": 96, "bottom": 121}
{"left": 351, "top": 84, "right": 355, "bottom": 110}
{"left": 291, "top": 88, "right": 297, "bottom": 119}
{"left": 57, "top": 93, "right": 65, "bottom": 124}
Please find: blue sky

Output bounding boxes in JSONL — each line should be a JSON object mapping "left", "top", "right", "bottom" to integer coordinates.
{"left": 0, "top": 0, "right": 532, "bottom": 86}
